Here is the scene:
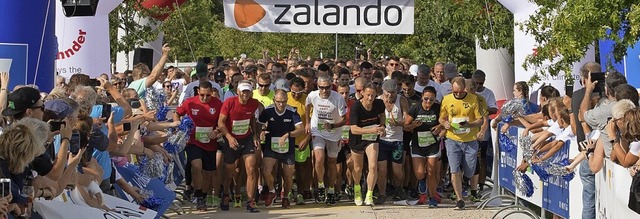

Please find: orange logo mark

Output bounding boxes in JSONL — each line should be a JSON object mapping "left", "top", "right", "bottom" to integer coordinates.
{"left": 234, "top": 0, "right": 266, "bottom": 28}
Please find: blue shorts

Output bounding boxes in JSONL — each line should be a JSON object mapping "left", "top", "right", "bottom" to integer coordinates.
{"left": 378, "top": 140, "right": 404, "bottom": 164}
{"left": 444, "top": 139, "right": 478, "bottom": 178}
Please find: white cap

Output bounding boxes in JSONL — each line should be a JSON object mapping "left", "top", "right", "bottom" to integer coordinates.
{"left": 238, "top": 82, "right": 253, "bottom": 92}
{"left": 409, "top": 64, "right": 419, "bottom": 76}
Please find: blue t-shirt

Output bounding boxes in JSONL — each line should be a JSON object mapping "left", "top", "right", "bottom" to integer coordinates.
{"left": 258, "top": 105, "right": 302, "bottom": 154}
{"left": 89, "top": 105, "right": 125, "bottom": 180}
{"left": 521, "top": 99, "right": 540, "bottom": 115}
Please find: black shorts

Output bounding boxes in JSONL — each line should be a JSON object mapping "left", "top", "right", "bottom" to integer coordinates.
{"left": 350, "top": 140, "right": 376, "bottom": 154}
{"left": 402, "top": 131, "right": 412, "bottom": 154}
{"left": 440, "top": 138, "right": 448, "bottom": 163}
{"left": 263, "top": 149, "right": 295, "bottom": 165}
{"left": 185, "top": 144, "right": 217, "bottom": 171}
{"left": 410, "top": 144, "right": 441, "bottom": 158}
{"left": 221, "top": 135, "right": 257, "bottom": 164}
{"left": 378, "top": 140, "right": 404, "bottom": 164}
{"left": 337, "top": 141, "right": 351, "bottom": 163}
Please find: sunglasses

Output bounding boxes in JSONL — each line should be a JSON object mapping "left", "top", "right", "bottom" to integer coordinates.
{"left": 274, "top": 100, "right": 287, "bottom": 104}
{"left": 291, "top": 91, "right": 305, "bottom": 95}
{"left": 372, "top": 82, "right": 381, "bottom": 86}
{"left": 318, "top": 85, "right": 332, "bottom": 90}
{"left": 388, "top": 63, "right": 398, "bottom": 66}
{"left": 258, "top": 83, "right": 270, "bottom": 88}
{"left": 164, "top": 85, "right": 173, "bottom": 88}
{"left": 199, "top": 94, "right": 211, "bottom": 97}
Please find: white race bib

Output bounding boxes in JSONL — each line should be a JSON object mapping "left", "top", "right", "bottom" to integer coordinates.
{"left": 271, "top": 137, "right": 289, "bottom": 154}
{"left": 232, "top": 119, "right": 250, "bottom": 135}
{"left": 341, "top": 126, "right": 350, "bottom": 140}
{"left": 361, "top": 125, "right": 379, "bottom": 141}
{"left": 195, "top": 127, "right": 213, "bottom": 143}
{"left": 417, "top": 131, "right": 437, "bottom": 147}
{"left": 317, "top": 119, "right": 334, "bottom": 133}
{"left": 451, "top": 117, "right": 470, "bottom": 135}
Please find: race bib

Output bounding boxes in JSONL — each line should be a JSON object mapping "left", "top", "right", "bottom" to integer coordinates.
{"left": 232, "top": 119, "right": 250, "bottom": 135}
{"left": 451, "top": 117, "right": 470, "bottom": 135}
{"left": 417, "top": 131, "right": 436, "bottom": 147}
{"left": 361, "top": 125, "right": 379, "bottom": 141}
{"left": 317, "top": 119, "right": 334, "bottom": 133}
{"left": 341, "top": 126, "right": 350, "bottom": 140}
{"left": 195, "top": 127, "right": 213, "bottom": 143}
{"left": 271, "top": 137, "right": 289, "bottom": 153}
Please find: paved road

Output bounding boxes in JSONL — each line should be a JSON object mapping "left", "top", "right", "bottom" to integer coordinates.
{"left": 167, "top": 199, "right": 505, "bottom": 219}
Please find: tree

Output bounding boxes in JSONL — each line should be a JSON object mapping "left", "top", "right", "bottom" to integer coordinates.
{"left": 523, "top": 0, "right": 640, "bottom": 84}
{"left": 118, "top": 0, "right": 514, "bottom": 71}
{"left": 109, "top": 0, "right": 162, "bottom": 63}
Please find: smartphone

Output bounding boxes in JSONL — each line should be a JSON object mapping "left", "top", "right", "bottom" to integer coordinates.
{"left": 70, "top": 132, "right": 81, "bottom": 154}
{"left": 590, "top": 72, "right": 606, "bottom": 93}
{"left": 49, "top": 120, "right": 65, "bottom": 132}
{"left": 90, "top": 78, "right": 101, "bottom": 87}
{"left": 0, "top": 178, "right": 10, "bottom": 197}
{"left": 123, "top": 123, "right": 131, "bottom": 131}
{"left": 101, "top": 104, "right": 112, "bottom": 120}
{"left": 129, "top": 99, "right": 141, "bottom": 109}
{"left": 565, "top": 85, "right": 574, "bottom": 98}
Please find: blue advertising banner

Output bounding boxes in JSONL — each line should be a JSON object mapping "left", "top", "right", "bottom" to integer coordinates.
{"left": 498, "top": 124, "right": 518, "bottom": 193}
{"left": 0, "top": 44, "right": 28, "bottom": 90}
{"left": 541, "top": 141, "right": 571, "bottom": 218}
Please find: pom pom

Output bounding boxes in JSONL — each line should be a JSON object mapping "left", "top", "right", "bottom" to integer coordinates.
{"left": 156, "top": 105, "right": 169, "bottom": 121}
{"left": 138, "top": 153, "right": 166, "bottom": 179}
{"left": 499, "top": 132, "right": 517, "bottom": 152}
{"left": 500, "top": 99, "right": 526, "bottom": 120}
{"left": 141, "top": 196, "right": 164, "bottom": 211}
{"left": 513, "top": 171, "right": 535, "bottom": 197}
{"left": 531, "top": 162, "right": 551, "bottom": 181}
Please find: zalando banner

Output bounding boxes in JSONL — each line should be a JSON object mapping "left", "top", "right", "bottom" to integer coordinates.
{"left": 223, "top": 0, "right": 414, "bottom": 34}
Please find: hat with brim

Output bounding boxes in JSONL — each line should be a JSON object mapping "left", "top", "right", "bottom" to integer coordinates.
{"left": 2, "top": 87, "right": 41, "bottom": 117}
{"left": 238, "top": 82, "right": 253, "bottom": 92}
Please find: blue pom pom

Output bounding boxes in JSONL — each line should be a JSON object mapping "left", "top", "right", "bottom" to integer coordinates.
{"left": 141, "top": 196, "right": 164, "bottom": 211}
{"left": 531, "top": 163, "right": 551, "bottom": 181}
{"left": 521, "top": 173, "right": 534, "bottom": 197}
{"left": 156, "top": 105, "right": 169, "bottom": 121}
{"left": 503, "top": 115, "right": 513, "bottom": 123}
{"left": 499, "top": 132, "right": 517, "bottom": 152}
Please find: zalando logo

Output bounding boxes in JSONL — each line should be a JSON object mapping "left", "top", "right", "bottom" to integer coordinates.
{"left": 233, "top": 0, "right": 404, "bottom": 28}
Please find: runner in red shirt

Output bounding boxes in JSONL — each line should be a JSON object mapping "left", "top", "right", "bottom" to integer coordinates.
{"left": 336, "top": 82, "right": 356, "bottom": 200}
{"left": 174, "top": 81, "right": 222, "bottom": 211}
{"left": 218, "top": 80, "right": 264, "bottom": 213}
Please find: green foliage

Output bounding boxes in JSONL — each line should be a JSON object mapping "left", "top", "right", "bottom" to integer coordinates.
{"left": 112, "top": 0, "right": 514, "bottom": 71}
{"left": 523, "top": 0, "right": 640, "bottom": 84}
{"left": 108, "top": 0, "right": 163, "bottom": 62}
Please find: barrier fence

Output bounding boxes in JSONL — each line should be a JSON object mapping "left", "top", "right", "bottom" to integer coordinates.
{"left": 492, "top": 125, "right": 638, "bottom": 218}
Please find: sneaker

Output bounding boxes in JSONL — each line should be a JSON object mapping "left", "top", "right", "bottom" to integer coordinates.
{"left": 470, "top": 194, "right": 482, "bottom": 203}
{"left": 462, "top": 188, "right": 469, "bottom": 198}
{"left": 449, "top": 192, "right": 457, "bottom": 201}
{"left": 395, "top": 189, "right": 408, "bottom": 200}
{"left": 196, "top": 197, "right": 207, "bottom": 211}
{"left": 417, "top": 194, "right": 427, "bottom": 205}
{"left": 374, "top": 195, "right": 386, "bottom": 205}
{"left": 455, "top": 200, "right": 465, "bottom": 210}
{"left": 345, "top": 186, "right": 354, "bottom": 200}
{"left": 315, "top": 187, "right": 326, "bottom": 203}
{"left": 233, "top": 196, "right": 242, "bottom": 208}
{"left": 296, "top": 194, "right": 305, "bottom": 205}
{"left": 282, "top": 197, "right": 291, "bottom": 209}
{"left": 265, "top": 192, "right": 277, "bottom": 207}
{"left": 183, "top": 188, "right": 193, "bottom": 202}
{"left": 428, "top": 197, "right": 438, "bottom": 208}
{"left": 326, "top": 193, "right": 336, "bottom": 205}
{"left": 246, "top": 200, "right": 260, "bottom": 213}
{"left": 354, "top": 186, "right": 363, "bottom": 206}
{"left": 434, "top": 192, "right": 442, "bottom": 203}
{"left": 220, "top": 194, "right": 230, "bottom": 211}
{"left": 364, "top": 193, "right": 374, "bottom": 206}
{"left": 206, "top": 195, "right": 214, "bottom": 207}
{"left": 302, "top": 190, "right": 313, "bottom": 200}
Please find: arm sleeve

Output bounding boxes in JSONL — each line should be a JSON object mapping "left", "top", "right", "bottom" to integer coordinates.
{"left": 176, "top": 99, "right": 188, "bottom": 116}
{"left": 630, "top": 141, "right": 640, "bottom": 157}
{"left": 584, "top": 105, "right": 610, "bottom": 130}
{"left": 486, "top": 90, "right": 498, "bottom": 109}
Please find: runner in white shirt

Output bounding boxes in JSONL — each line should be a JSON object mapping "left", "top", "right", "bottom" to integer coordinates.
{"left": 305, "top": 76, "right": 348, "bottom": 205}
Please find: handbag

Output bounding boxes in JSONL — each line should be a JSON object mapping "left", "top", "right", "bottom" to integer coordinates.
{"left": 629, "top": 171, "right": 640, "bottom": 214}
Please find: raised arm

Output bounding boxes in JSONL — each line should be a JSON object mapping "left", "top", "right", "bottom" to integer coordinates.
{"left": 145, "top": 44, "right": 171, "bottom": 88}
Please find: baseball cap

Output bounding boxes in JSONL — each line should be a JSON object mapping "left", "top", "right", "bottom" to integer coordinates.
{"left": 418, "top": 64, "right": 430, "bottom": 75}
{"left": 409, "top": 65, "right": 419, "bottom": 76}
{"left": 382, "top": 79, "right": 398, "bottom": 92}
{"left": 44, "top": 99, "right": 74, "bottom": 119}
{"left": 275, "top": 78, "right": 290, "bottom": 91}
{"left": 214, "top": 71, "right": 225, "bottom": 82}
{"left": 243, "top": 64, "right": 258, "bottom": 74}
{"left": 2, "top": 87, "right": 41, "bottom": 116}
{"left": 237, "top": 81, "right": 253, "bottom": 92}
{"left": 444, "top": 63, "right": 459, "bottom": 79}
{"left": 195, "top": 62, "right": 208, "bottom": 78}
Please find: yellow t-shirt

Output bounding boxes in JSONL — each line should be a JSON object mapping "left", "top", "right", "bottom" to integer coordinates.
{"left": 253, "top": 89, "right": 274, "bottom": 107}
{"left": 472, "top": 93, "right": 488, "bottom": 134}
{"left": 440, "top": 93, "right": 483, "bottom": 142}
{"left": 287, "top": 92, "right": 308, "bottom": 145}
